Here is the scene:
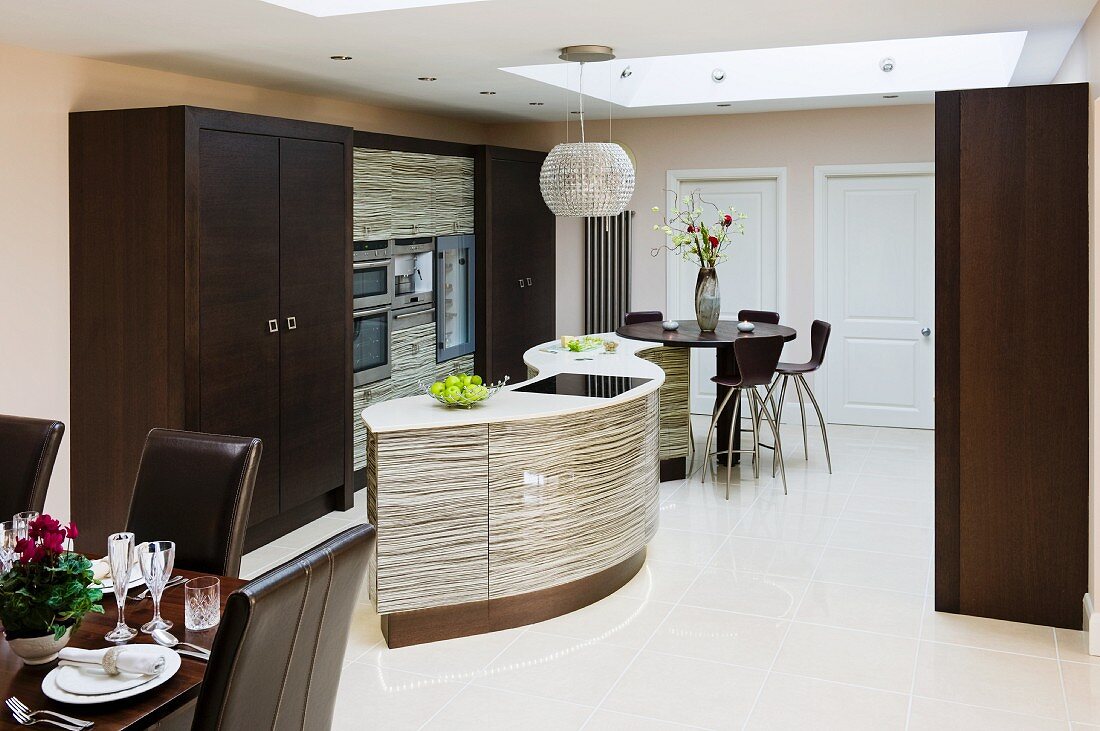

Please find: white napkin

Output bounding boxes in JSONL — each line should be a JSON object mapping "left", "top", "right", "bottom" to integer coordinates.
{"left": 90, "top": 556, "right": 138, "bottom": 583}
{"left": 53, "top": 665, "right": 153, "bottom": 696}
{"left": 59, "top": 647, "right": 165, "bottom": 676}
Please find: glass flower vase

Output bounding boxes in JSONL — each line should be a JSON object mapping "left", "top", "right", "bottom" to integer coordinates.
{"left": 695, "top": 267, "right": 720, "bottom": 332}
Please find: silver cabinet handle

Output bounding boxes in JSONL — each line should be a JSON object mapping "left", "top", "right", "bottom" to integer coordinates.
{"left": 526, "top": 277, "right": 533, "bottom": 286}
{"left": 394, "top": 307, "right": 436, "bottom": 320}
{"left": 518, "top": 279, "right": 525, "bottom": 288}
{"left": 268, "top": 319, "right": 279, "bottom": 333}
{"left": 921, "top": 327, "right": 931, "bottom": 337}
{"left": 287, "top": 316, "right": 297, "bottom": 330}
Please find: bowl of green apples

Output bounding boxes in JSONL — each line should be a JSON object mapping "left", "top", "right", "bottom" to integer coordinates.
{"left": 425, "top": 373, "right": 509, "bottom": 408}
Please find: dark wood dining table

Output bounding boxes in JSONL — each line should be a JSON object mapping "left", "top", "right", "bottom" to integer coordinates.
{"left": 616, "top": 319, "right": 797, "bottom": 468}
{"left": 0, "top": 567, "right": 245, "bottom": 730}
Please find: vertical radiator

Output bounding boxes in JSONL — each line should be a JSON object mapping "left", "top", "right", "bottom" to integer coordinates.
{"left": 584, "top": 211, "right": 633, "bottom": 333}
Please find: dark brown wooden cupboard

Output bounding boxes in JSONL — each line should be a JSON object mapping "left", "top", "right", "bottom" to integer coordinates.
{"left": 70, "top": 106, "right": 353, "bottom": 552}
{"left": 475, "top": 146, "right": 556, "bottom": 383}
{"left": 935, "top": 83, "right": 1088, "bottom": 629}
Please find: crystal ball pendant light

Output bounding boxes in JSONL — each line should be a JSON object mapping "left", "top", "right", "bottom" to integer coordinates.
{"left": 540, "top": 46, "right": 636, "bottom": 218}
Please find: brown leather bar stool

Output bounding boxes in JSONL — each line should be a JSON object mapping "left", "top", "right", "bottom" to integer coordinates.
{"left": 0, "top": 414, "right": 64, "bottom": 517}
{"left": 624, "top": 310, "right": 663, "bottom": 325}
{"left": 126, "top": 429, "right": 262, "bottom": 577}
{"left": 700, "top": 335, "right": 788, "bottom": 497}
{"left": 774, "top": 320, "right": 833, "bottom": 474}
{"left": 737, "top": 309, "right": 780, "bottom": 325}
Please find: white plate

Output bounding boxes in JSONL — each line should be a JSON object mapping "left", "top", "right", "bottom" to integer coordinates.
{"left": 93, "top": 564, "right": 145, "bottom": 593}
{"left": 42, "top": 646, "right": 180, "bottom": 705}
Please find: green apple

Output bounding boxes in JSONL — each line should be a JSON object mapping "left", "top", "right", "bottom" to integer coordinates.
{"left": 430, "top": 381, "right": 445, "bottom": 396}
{"left": 470, "top": 375, "right": 483, "bottom": 386}
{"left": 444, "top": 375, "right": 461, "bottom": 388}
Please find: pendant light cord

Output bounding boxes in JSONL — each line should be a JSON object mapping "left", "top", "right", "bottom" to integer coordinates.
{"left": 578, "top": 61, "right": 586, "bottom": 143}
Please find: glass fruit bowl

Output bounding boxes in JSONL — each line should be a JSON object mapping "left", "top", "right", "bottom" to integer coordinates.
{"left": 424, "top": 375, "right": 509, "bottom": 409}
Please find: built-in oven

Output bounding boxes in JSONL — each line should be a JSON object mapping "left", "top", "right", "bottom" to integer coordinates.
{"left": 353, "top": 239, "right": 393, "bottom": 262}
{"left": 353, "top": 306, "right": 393, "bottom": 386}
{"left": 353, "top": 258, "right": 394, "bottom": 309}
{"left": 393, "top": 237, "right": 435, "bottom": 309}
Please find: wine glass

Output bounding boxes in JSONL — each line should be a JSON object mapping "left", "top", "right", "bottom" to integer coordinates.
{"left": 12, "top": 511, "right": 38, "bottom": 541}
{"left": 137, "top": 541, "right": 175, "bottom": 633}
{"left": 0, "top": 521, "right": 17, "bottom": 572}
{"left": 104, "top": 532, "right": 137, "bottom": 642}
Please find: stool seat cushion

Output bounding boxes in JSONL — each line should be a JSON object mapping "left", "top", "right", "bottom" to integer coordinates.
{"left": 776, "top": 361, "right": 817, "bottom": 375}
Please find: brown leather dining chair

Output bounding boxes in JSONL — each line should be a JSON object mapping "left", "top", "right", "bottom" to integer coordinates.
{"left": 737, "top": 309, "right": 780, "bottom": 325}
{"left": 774, "top": 319, "right": 833, "bottom": 474}
{"left": 189, "top": 524, "right": 375, "bottom": 731}
{"left": 0, "top": 414, "right": 64, "bottom": 517}
{"left": 624, "top": 310, "right": 664, "bottom": 325}
{"left": 700, "top": 335, "right": 788, "bottom": 498}
{"left": 125, "top": 429, "right": 262, "bottom": 578}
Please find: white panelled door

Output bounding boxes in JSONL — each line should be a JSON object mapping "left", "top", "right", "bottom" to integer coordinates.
{"left": 665, "top": 170, "right": 785, "bottom": 414}
{"left": 819, "top": 169, "right": 934, "bottom": 428}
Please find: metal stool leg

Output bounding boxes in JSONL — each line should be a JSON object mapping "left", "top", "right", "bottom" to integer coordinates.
{"left": 725, "top": 388, "right": 739, "bottom": 500}
{"left": 700, "top": 388, "right": 735, "bottom": 484}
{"left": 798, "top": 374, "right": 832, "bottom": 474}
{"left": 758, "top": 387, "right": 788, "bottom": 494}
{"left": 750, "top": 390, "right": 762, "bottom": 479}
{"left": 792, "top": 374, "right": 809, "bottom": 460}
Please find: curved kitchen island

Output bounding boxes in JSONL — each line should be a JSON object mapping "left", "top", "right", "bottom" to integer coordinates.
{"left": 361, "top": 336, "right": 678, "bottom": 647}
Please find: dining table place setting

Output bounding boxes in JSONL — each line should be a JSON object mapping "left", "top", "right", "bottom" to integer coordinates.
{"left": 0, "top": 513, "right": 243, "bottom": 730}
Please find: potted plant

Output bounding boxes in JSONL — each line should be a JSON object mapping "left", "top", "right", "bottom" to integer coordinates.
{"left": 652, "top": 191, "right": 747, "bottom": 331}
{"left": 0, "top": 515, "right": 102, "bottom": 664}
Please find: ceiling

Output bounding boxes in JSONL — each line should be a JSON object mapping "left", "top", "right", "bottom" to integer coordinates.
{"left": 0, "top": 0, "right": 1092, "bottom": 123}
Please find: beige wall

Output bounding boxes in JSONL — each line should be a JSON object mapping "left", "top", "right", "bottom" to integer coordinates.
{"left": 0, "top": 41, "right": 487, "bottom": 522}
{"left": 1054, "top": 2, "right": 1100, "bottom": 647}
{"left": 487, "top": 105, "right": 935, "bottom": 362}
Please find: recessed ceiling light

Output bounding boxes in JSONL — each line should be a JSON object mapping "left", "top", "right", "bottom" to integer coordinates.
{"left": 529, "top": 102, "right": 545, "bottom": 106}
{"left": 883, "top": 94, "right": 899, "bottom": 99}
{"left": 480, "top": 91, "right": 496, "bottom": 95}
{"left": 330, "top": 55, "right": 353, "bottom": 61}
{"left": 716, "top": 103, "right": 732, "bottom": 107}
{"left": 570, "top": 111, "right": 582, "bottom": 115}
{"left": 418, "top": 76, "right": 437, "bottom": 81}
{"left": 262, "top": 0, "right": 491, "bottom": 17}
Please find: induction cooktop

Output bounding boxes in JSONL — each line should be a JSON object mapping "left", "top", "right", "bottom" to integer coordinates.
{"left": 513, "top": 373, "right": 651, "bottom": 399}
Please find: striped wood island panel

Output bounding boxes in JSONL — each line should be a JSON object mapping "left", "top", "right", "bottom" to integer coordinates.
{"left": 636, "top": 347, "right": 691, "bottom": 460}
{"left": 486, "top": 390, "right": 660, "bottom": 598}
{"left": 368, "top": 424, "right": 489, "bottom": 613}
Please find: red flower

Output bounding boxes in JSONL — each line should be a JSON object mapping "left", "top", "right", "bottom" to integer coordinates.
{"left": 709, "top": 236, "right": 719, "bottom": 248}
{"left": 67, "top": 522, "right": 79, "bottom": 540}
{"left": 686, "top": 225, "right": 696, "bottom": 233}
{"left": 723, "top": 214, "right": 733, "bottom": 227}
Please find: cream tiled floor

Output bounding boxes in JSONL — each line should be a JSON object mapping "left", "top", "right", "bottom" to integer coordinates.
{"left": 240, "top": 419, "right": 1100, "bottom": 730}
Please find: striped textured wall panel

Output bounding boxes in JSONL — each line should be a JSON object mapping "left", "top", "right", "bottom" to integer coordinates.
{"left": 352, "top": 148, "right": 392, "bottom": 239}
{"left": 390, "top": 151, "right": 437, "bottom": 237}
{"left": 431, "top": 155, "right": 475, "bottom": 234}
{"left": 353, "top": 380, "right": 394, "bottom": 472}
{"left": 486, "top": 390, "right": 660, "bottom": 599}
{"left": 368, "top": 424, "right": 490, "bottom": 613}
{"left": 636, "top": 347, "right": 691, "bottom": 460}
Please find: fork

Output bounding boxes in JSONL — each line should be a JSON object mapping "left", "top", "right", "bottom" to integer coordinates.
{"left": 128, "top": 575, "right": 185, "bottom": 602}
{"left": 6, "top": 698, "right": 92, "bottom": 729}
{"left": 8, "top": 705, "right": 84, "bottom": 730}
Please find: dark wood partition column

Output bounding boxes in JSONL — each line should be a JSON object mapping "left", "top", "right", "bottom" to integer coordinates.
{"left": 935, "top": 83, "right": 1089, "bottom": 629}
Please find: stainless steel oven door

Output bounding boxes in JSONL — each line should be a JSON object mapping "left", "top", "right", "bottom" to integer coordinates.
{"left": 353, "top": 258, "right": 394, "bottom": 309}
{"left": 353, "top": 306, "right": 393, "bottom": 386}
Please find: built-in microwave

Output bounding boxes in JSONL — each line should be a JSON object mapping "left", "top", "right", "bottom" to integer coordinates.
{"left": 353, "top": 306, "right": 393, "bottom": 386}
{"left": 353, "top": 258, "right": 394, "bottom": 309}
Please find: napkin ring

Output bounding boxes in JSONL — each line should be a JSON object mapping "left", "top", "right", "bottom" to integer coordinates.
{"left": 102, "top": 646, "right": 124, "bottom": 676}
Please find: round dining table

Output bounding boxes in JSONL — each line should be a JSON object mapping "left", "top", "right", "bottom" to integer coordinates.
{"left": 616, "top": 319, "right": 797, "bottom": 467}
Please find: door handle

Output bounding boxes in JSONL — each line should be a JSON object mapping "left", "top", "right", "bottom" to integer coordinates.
{"left": 287, "top": 316, "right": 297, "bottom": 331}
{"left": 921, "top": 327, "right": 931, "bottom": 337}
{"left": 518, "top": 279, "right": 525, "bottom": 288}
{"left": 526, "top": 277, "right": 533, "bottom": 286}
{"left": 268, "top": 319, "right": 279, "bottom": 333}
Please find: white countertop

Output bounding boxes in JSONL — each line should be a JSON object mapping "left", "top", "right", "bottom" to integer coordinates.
{"left": 361, "top": 333, "right": 666, "bottom": 433}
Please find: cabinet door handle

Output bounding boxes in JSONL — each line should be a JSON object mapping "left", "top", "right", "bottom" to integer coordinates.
{"left": 518, "top": 279, "right": 525, "bottom": 288}
{"left": 287, "top": 316, "right": 297, "bottom": 331}
{"left": 526, "top": 277, "right": 533, "bottom": 286}
{"left": 268, "top": 319, "right": 279, "bottom": 333}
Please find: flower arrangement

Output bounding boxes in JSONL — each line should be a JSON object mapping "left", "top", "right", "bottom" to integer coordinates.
{"left": 0, "top": 516, "right": 102, "bottom": 639}
{"left": 651, "top": 189, "right": 747, "bottom": 268}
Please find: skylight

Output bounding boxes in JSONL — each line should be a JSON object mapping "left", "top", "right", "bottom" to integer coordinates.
{"left": 501, "top": 32, "right": 1028, "bottom": 107}
{"left": 259, "top": 0, "right": 489, "bottom": 16}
